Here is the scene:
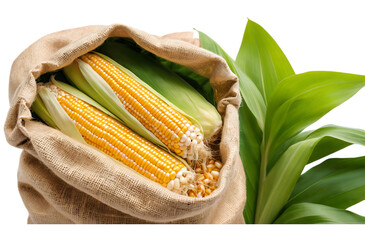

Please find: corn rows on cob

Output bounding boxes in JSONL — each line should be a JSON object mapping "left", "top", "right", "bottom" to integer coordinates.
{"left": 79, "top": 53, "right": 208, "bottom": 163}
{"left": 36, "top": 83, "right": 222, "bottom": 196}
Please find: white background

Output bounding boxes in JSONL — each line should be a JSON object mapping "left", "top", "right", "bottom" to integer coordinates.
{"left": 1, "top": 0, "right": 365, "bottom": 238}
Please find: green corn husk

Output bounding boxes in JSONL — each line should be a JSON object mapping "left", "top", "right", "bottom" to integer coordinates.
{"left": 31, "top": 95, "right": 57, "bottom": 128}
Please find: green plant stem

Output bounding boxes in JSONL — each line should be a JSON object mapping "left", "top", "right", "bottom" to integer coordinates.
{"left": 255, "top": 138, "right": 271, "bottom": 223}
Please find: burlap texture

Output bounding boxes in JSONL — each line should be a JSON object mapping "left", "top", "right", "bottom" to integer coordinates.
{"left": 5, "top": 24, "right": 245, "bottom": 224}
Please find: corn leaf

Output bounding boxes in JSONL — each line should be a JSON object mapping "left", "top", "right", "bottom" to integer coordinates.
{"left": 199, "top": 20, "right": 365, "bottom": 224}
{"left": 255, "top": 138, "right": 320, "bottom": 223}
{"left": 256, "top": 125, "right": 365, "bottom": 223}
{"left": 305, "top": 125, "right": 365, "bottom": 164}
{"left": 95, "top": 39, "right": 222, "bottom": 139}
{"left": 257, "top": 124, "right": 365, "bottom": 223}
{"left": 238, "top": 103, "right": 262, "bottom": 223}
{"left": 198, "top": 30, "right": 266, "bottom": 129}
{"left": 234, "top": 20, "right": 296, "bottom": 224}
{"left": 287, "top": 156, "right": 365, "bottom": 209}
{"left": 236, "top": 19, "right": 295, "bottom": 103}
{"left": 264, "top": 71, "right": 365, "bottom": 172}
{"left": 272, "top": 125, "right": 365, "bottom": 165}
{"left": 275, "top": 203, "right": 365, "bottom": 224}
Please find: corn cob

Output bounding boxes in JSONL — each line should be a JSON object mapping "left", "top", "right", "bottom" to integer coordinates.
{"left": 39, "top": 83, "right": 194, "bottom": 194}
{"left": 77, "top": 53, "right": 210, "bottom": 163}
{"left": 35, "top": 82, "right": 222, "bottom": 196}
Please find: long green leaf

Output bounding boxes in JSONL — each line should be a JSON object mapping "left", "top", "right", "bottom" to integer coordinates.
{"left": 236, "top": 19, "right": 295, "bottom": 103}
{"left": 306, "top": 125, "right": 365, "bottom": 163}
{"left": 198, "top": 30, "right": 266, "bottom": 129}
{"left": 288, "top": 156, "right": 365, "bottom": 209}
{"left": 234, "top": 20, "right": 297, "bottom": 224}
{"left": 257, "top": 125, "right": 365, "bottom": 223}
{"left": 275, "top": 203, "right": 365, "bottom": 224}
{"left": 238, "top": 103, "right": 262, "bottom": 223}
{"left": 264, "top": 71, "right": 365, "bottom": 171}
{"left": 272, "top": 125, "right": 365, "bottom": 165}
{"left": 255, "top": 138, "right": 320, "bottom": 223}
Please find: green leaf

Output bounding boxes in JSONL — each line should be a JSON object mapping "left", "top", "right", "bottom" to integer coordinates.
{"left": 264, "top": 71, "right": 365, "bottom": 171}
{"left": 288, "top": 156, "right": 365, "bottom": 209}
{"left": 228, "top": 20, "right": 295, "bottom": 223}
{"left": 198, "top": 30, "right": 266, "bottom": 129}
{"left": 239, "top": 103, "right": 262, "bottom": 223}
{"left": 256, "top": 125, "right": 365, "bottom": 223}
{"left": 255, "top": 138, "right": 320, "bottom": 223}
{"left": 236, "top": 19, "right": 295, "bottom": 103}
{"left": 306, "top": 125, "right": 365, "bottom": 163}
{"left": 275, "top": 203, "right": 365, "bottom": 224}
{"left": 272, "top": 125, "right": 365, "bottom": 165}
{"left": 199, "top": 20, "right": 365, "bottom": 224}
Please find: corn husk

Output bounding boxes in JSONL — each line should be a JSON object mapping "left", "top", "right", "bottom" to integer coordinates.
{"left": 31, "top": 95, "right": 57, "bottom": 128}
{"left": 33, "top": 77, "right": 121, "bottom": 144}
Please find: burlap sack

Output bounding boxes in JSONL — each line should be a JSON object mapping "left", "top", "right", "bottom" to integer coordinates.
{"left": 5, "top": 24, "right": 245, "bottom": 224}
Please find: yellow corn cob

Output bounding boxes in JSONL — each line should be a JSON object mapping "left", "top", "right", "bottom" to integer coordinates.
{"left": 80, "top": 53, "right": 207, "bottom": 162}
{"left": 48, "top": 85, "right": 196, "bottom": 193}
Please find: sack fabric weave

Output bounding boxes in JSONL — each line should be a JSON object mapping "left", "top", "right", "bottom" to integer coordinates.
{"left": 5, "top": 24, "right": 245, "bottom": 224}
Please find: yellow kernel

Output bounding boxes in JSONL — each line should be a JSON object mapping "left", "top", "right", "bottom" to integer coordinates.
{"left": 169, "top": 171, "right": 176, "bottom": 180}
{"left": 188, "top": 191, "right": 196, "bottom": 197}
{"left": 163, "top": 174, "right": 170, "bottom": 183}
